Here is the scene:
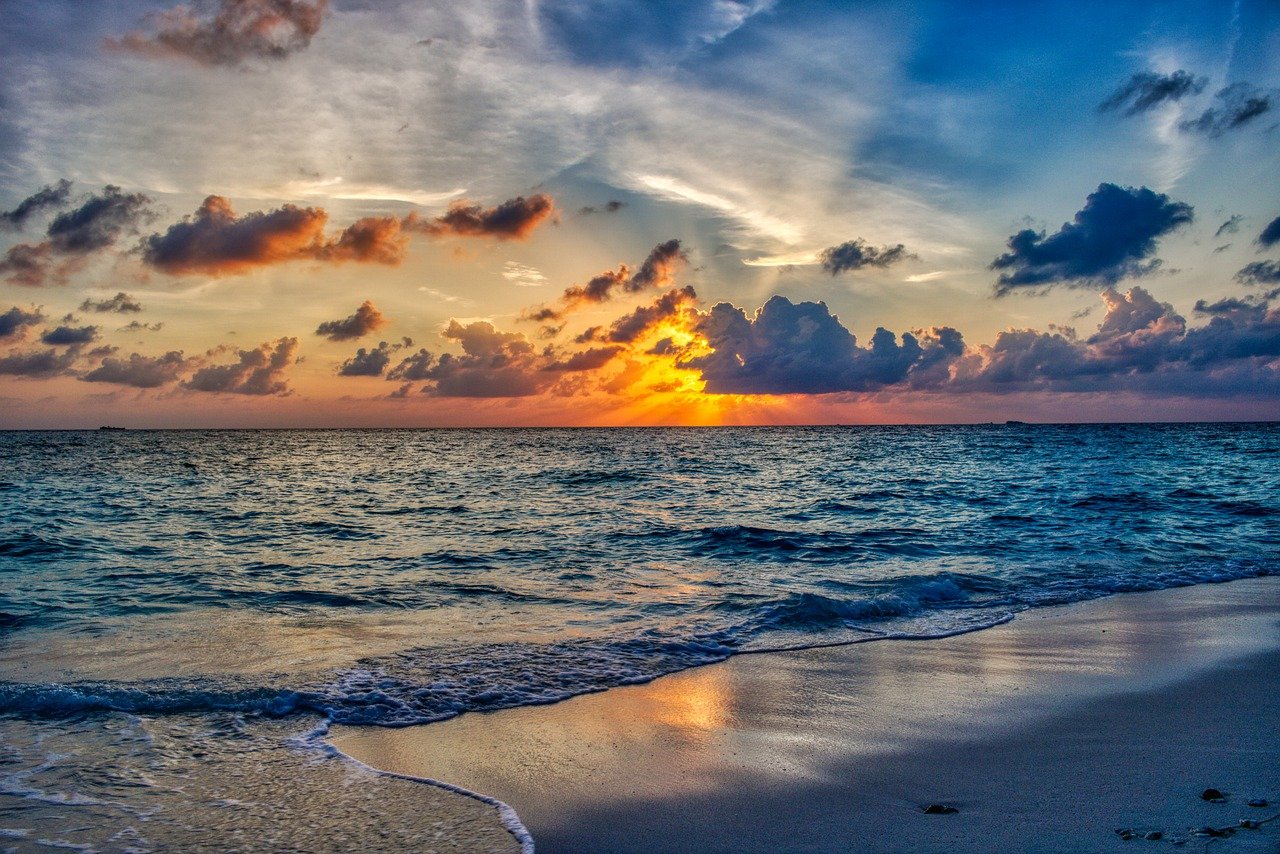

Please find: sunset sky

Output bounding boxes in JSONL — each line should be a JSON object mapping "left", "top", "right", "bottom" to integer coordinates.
{"left": 1, "top": 0, "right": 1278, "bottom": 427}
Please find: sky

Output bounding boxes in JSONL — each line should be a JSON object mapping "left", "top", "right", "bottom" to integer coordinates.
{"left": 1, "top": 0, "right": 1278, "bottom": 427}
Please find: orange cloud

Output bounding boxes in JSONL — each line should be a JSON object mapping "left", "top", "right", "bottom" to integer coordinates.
{"left": 405, "top": 194, "right": 555, "bottom": 240}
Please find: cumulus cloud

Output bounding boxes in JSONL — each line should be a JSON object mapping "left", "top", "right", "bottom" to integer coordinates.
{"left": 80, "top": 292, "right": 143, "bottom": 314}
{"left": 339, "top": 340, "right": 398, "bottom": 376}
{"left": 949, "top": 286, "right": 1280, "bottom": 394}
{"left": 315, "top": 300, "right": 387, "bottom": 341}
{"left": 40, "top": 325, "right": 99, "bottom": 346}
{"left": 1258, "top": 215, "right": 1280, "bottom": 250}
{"left": 82, "top": 351, "right": 189, "bottom": 388}
{"left": 818, "top": 239, "right": 914, "bottom": 275}
{"left": 991, "top": 183, "right": 1193, "bottom": 295}
{"left": 184, "top": 337, "right": 297, "bottom": 395}
{"left": 1098, "top": 70, "right": 1206, "bottom": 115}
{"left": 0, "top": 186, "right": 155, "bottom": 286}
{"left": 0, "top": 348, "right": 80, "bottom": 378}
{"left": 106, "top": 0, "right": 328, "bottom": 67}
{"left": 405, "top": 194, "right": 555, "bottom": 240}
{"left": 141, "top": 196, "right": 411, "bottom": 275}
{"left": 0, "top": 179, "right": 72, "bottom": 231}
{"left": 120, "top": 321, "right": 164, "bottom": 332}
{"left": 523, "top": 239, "right": 686, "bottom": 322}
{"left": 684, "top": 295, "right": 963, "bottom": 394}
{"left": 0, "top": 306, "right": 44, "bottom": 340}
{"left": 1179, "top": 82, "right": 1273, "bottom": 135}
{"left": 585, "top": 286, "right": 699, "bottom": 344}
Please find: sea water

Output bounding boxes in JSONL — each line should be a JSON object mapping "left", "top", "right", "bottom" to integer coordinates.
{"left": 1, "top": 425, "right": 1277, "bottom": 848}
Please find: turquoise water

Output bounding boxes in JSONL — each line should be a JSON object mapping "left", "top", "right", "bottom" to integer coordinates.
{"left": 2, "top": 424, "right": 1278, "bottom": 724}
{"left": 1, "top": 424, "right": 1278, "bottom": 849}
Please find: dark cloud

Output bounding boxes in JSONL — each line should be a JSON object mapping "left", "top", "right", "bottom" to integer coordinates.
{"left": 184, "top": 337, "right": 298, "bottom": 395}
{"left": 46, "top": 186, "right": 154, "bottom": 253}
{"left": 316, "top": 300, "right": 387, "bottom": 341}
{"left": 1098, "top": 70, "right": 1205, "bottom": 115}
{"left": 0, "top": 348, "right": 79, "bottom": 378}
{"left": 120, "top": 321, "right": 165, "bottom": 332}
{"left": 0, "top": 306, "right": 44, "bottom": 340}
{"left": 950, "top": 287, "right": 1280, "bottom": 394}
{"left": 1179, "top": 82, "right": 1272, "bottom": 135}
{"left": 106, "top": 0, "right": 328, "bottom": 67}
{"left": 594, "top": 286, "right": 699, "bottom": 344}
{"left": 1237, "top": 261, "right": 1280, "bottom": 286}
{"left": 82, "top": 352, "right": 188, "bottom": 388}
{"left": 387, "top": 349, "right": 434, "bottom": 382}
{"left": 991, "top": 183, "right": 1193, "bottom": 295}
{"left": 522, "top": 240, "right": 686, "bottom": 322}
{"left": 578, "top": 200, "right": 628, "bottom": 216}
{"left": 142, "top": 197, "right": 412, "bottom": 276}
{"left": 339, "top": 340, "right": 397, "bottom": 376}
{"left": 0, "top": 186, "right": 154, "bottom": 286}
{"left": 0, "top": 179, "right": 72, "bottom": 231}
{"left": 628, "top": 239, "right": 686, "bottom": 291}
{"left": 818, "top": 239, "right": 914, "bottom": 275}
{"left": 0, "top": 243, "right": 63, "bottom": 287}
{"left": 545, "top": 345, "right": 625, "bottom": 372}
{"left": 1258, "top": 215, "right": 1280, "bottom": 249}
{"left": 40, "top": 325, "right": 99, "bottom": 346}
{"left": 142, "top": 196, "right": 327, "bottom": 275}
{"left": 80, "top": 292, "right": 143, "bottom": 314}
{"left": 405, "top": 194, "right": 555, "bottom": 241}
{"left": 1215, "top": 215, "right": 1243, "bottom": 238}
{"left": 684, "top": 295, "right": 963, "bottom": 394}
{"left": 428, "top": 321, "right": 550, "bottom": 397}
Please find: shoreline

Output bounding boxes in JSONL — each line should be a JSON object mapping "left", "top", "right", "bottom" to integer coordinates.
{"left": 334, "top": 576, "right": 1280, "bottom": 852}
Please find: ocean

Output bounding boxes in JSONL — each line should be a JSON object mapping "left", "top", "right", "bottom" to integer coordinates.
{"left": 1, "top": 424, "right": 1277, "bottom": 849}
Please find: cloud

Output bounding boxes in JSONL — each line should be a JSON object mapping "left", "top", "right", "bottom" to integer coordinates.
{"left": 1098, "top": 70, "right": 1206, "bottom": 115}
{"left": 503, "top": 261, "right": 549, "bottom": 287}
{"left": 106, "top": 0, "right": 328, "bottom": 67}
{"left": 0, "top": 186, "right": 155, "bottom": 286}
{"left": 0, "top": 347, "right": 80, "bottom": 378}
{"left": 315, "top": 216, "right": 409, "bottom": 264}
{"left": 523, "top": 239, "right": 686, "bottom": 322}
{"left": 580, "top": 286, "right": 700, "bottom": 344}
{"left": 950, "top": 286, "right": 1280, "bottom": 394}
{"left": 991, "top": 183, "right": 1193, "bottom": 295}
{"left": 0, "top": 179, "right": 72, "bottom": 231}
{"left": 684, "top": 295, "right": 963, "bottom": 394}
{"left": 0, "top": 306, "right": 44, "bottom": 340}
{"left": 40, "top": 325, "right": 99, "bottom": 346}
{"left": 316, "top": 300, "right": 387, "bottom": 341}
{"left": 578, "top": 200, "right": 628, "bottom": 215}
{"left": 818, "top": 239, "right": 914, "bottom": 275}
{"left": 387, "top": 349, "right": 434, "bottom": 382}
{"left": 427, "top": 320, "right": 551, "bottom": 397}
{"left": 184, "top": 337, "right": 298, "bottom": 395}
{"left": 339, "top": 340, "right": 398, "bottom": 376}
{"left": 405, "top": 194, "right": 555, "bottom": 240}
{"left": 1179, "top": 82, "right": 1273, "bottom": 135}
{"left": 1215, "top": 215, "right": 1243, "bottom": 238}
{"left": 120, "top": 321, "right": 165, "bottom": 332}
{"left": 46, "top": 186, "right": 155, "bottom": 253}
{"left": 1237, "top": 261, "right": 1280, "bottom": 286}
{"left": 1258, "top": 215, "right": 1280, "bottom": 250}
{"left": 80, "top": 292, "right": 143, "bottom": 314}
{"left": 142, "top": 196, "right": 408, "bottom": 276}
{"left": 82, "top": 351, "right": 188, "bottom": 388}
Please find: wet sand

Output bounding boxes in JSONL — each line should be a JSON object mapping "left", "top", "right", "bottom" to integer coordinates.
{"left": 334, "top": 576, "right": 1280, "bottom": 852}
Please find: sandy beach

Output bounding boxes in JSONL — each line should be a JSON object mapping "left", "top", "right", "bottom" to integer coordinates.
{"left": 334, "top": 577, "right": 1280, "bottom": 852}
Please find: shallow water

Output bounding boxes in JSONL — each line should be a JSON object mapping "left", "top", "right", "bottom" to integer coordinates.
{"left": 1, "top": 424, "right": 1277, "bottom": 847}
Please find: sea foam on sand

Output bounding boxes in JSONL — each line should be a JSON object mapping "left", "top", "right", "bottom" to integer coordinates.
{"left": 334, "top": 576, "right": 1280, "bottom": 853}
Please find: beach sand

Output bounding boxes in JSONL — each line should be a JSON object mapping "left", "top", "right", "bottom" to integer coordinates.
{"left": 333, "top": 576, "right": 1280, "bottom": 852}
